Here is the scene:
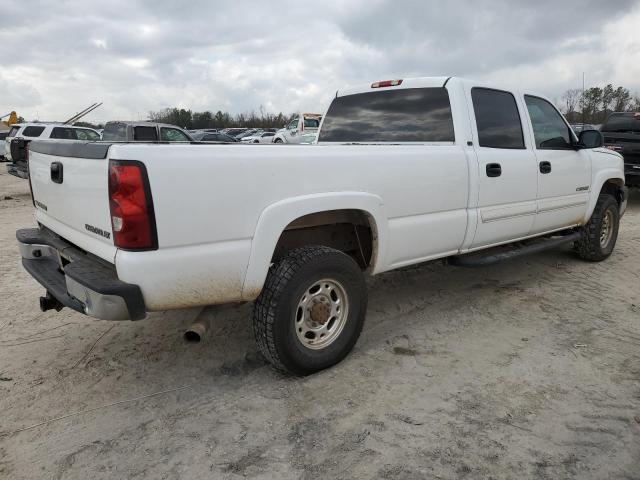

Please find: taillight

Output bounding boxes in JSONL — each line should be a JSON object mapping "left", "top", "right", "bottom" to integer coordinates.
{"left": 371, "top": 79, "right": 403, "bottom": 88}
{"left": 108, "top": 160, "right": 157, "bottom": 250}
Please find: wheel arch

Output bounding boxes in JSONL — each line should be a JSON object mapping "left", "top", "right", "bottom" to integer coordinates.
{"left": 583, "top": 171, "right": 625, "bottom": 224}
{"left": 241, "top": 192, "right": 387, "bottom": 300}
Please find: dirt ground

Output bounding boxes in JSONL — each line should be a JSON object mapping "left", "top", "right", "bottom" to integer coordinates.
{"left": 0, "top": 169, "right": 639, "bottom": 480}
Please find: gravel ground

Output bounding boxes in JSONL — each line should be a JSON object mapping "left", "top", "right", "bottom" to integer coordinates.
{"left": 0, "top": 169, "right": 639, "bottom": 479}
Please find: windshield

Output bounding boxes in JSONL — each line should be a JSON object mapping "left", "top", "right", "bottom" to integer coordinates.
{"left": 601, "top": 113, "right": 640, "bottom": 133}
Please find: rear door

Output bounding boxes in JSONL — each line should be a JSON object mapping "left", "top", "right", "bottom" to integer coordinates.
{"left": 523, "top": 95, "right": 591, "bottom": 233}
{"left": 467, "top": 87, "right": 539, "bottom": 248}
{"left": 28, "top": 142, "right": 117, "bottom": 262}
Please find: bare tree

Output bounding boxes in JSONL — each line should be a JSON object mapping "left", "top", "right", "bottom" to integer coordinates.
{"left": 562, "top": 89, "right": 582, "bottom": 114}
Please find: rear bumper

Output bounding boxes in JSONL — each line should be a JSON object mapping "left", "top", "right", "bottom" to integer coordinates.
{"left": 17, "top": 227, "right": 146, "bottom": 320}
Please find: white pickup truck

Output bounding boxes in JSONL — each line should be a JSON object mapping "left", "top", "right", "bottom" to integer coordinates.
{"left": 272, "top": 113, "right": 322, "bottom": 144}
{"left": 17, "top": 76, "right": 626, "bottom": 375}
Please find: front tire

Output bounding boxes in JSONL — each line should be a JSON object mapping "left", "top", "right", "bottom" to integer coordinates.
{"left": 273, "top": 138, "right": 284, "bottom": 144}
{"left": 576, "top": 194, "right": 619, "bottom": 261}
{"left": 253, "top": 246, "right": 367, "bottom": 375}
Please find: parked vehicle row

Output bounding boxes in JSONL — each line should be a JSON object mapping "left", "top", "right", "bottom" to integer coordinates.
{"left": 16, "top": 76, "right": 626, "bottom": 375}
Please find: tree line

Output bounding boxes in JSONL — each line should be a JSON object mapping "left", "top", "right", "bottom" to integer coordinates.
{"left": 147, "top": 107, "right": 296, "bottom": 130}
{"left": 559, "top": 84, "right": 640, "bottom": 124}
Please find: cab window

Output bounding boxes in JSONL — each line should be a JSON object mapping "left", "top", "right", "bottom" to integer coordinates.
{"left": 134, "top": 126, "right": 158, "bottom": 141}
{"left": 471, "top": 88, "right": 524, "bottom": 149}
{"left": 161, "top": 128, "right": 190, "bottom": 142}
{"left": 525, "top": 95, "right": 574, "bottom": 149}
{"left": 287, "top": 118, "right": 299, "bottom": 130}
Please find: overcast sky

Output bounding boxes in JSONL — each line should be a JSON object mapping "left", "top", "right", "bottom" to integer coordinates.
{"left": 2, "top": 0, "right": 640, "bottom": 123}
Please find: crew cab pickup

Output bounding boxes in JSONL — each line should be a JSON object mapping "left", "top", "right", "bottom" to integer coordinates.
{"left": 17, "top": 77, "right": 626, "bottom": 375}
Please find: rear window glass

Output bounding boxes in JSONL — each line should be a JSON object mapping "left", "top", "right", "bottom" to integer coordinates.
{"left": 319, "top": 87, "right": 455, "bottom": 142}
{"left": 102, "top": 123, "right": 127, "bottom": 141}
{"left": 134, "top": 126, "right": 158, "bottom": 141}
{"left": 303, "top": 118, "right": 320, "bottom": 128}
{"left": 472, "top": 88, "right": 525, "bottom": 149}
{"left": 601, "top": 113, "right": 640, "bottom": 133}
{"left": 50, "top": 127, "right": 78, "bottom": 139}
{"left": 8, "top": 126, "right": 21, "bottom": 137}
{"left": 23, "top": 126, "right": 46, "bottom": 137}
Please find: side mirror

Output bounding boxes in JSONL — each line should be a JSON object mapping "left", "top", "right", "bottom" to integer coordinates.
{"left": 578, "top": 129, "right": 603, "bottom": 149}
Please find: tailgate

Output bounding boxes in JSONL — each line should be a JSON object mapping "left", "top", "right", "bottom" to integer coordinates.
{"left": 28, "top": 141, "right": 117, "bottom": 262}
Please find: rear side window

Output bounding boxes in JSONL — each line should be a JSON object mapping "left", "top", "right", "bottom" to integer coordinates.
{"left": 319, "top": 87, "right": 455, "bottom": 142}
{"left": 75, "top": 129, "right": 100, "bottom": 140}
{"left": 102, "top": 123, "right": 127, "bottom": 141}
{"left": 50, "top": 127, "right": 78, "bottom": 139}
{"left": 525, "top": 95, "right": 573, "bottom": 149}
{"left": 134, "top": 126, "right": 158, "bottom": 141}
{"left": 160, "top": 128, "right": 190, "bottom": 142}
{"left": 0, "top": 132, "right": 7, "bottom": 140}
{"left": 472, "top": 88, "right": 524, "bottom": 149}
{"left": 8, "top": 126, "right": 21, "bottom": 137}
{"left": 22, "top": 126, "right": 46, "bottom": 138}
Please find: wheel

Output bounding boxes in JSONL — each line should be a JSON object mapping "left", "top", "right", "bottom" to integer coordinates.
{"left": 253, "top": 246, "right": 367, "bottom": 375}
{"left": 273, "top": 138, "right": 283, "bottom": 144}
{"left": 576, "top": 194, "right": 619, "bottom": 261}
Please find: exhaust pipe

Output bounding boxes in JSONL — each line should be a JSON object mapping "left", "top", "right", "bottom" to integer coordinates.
{"left": 184, "top": 317, "right": 209, "bottom": 343}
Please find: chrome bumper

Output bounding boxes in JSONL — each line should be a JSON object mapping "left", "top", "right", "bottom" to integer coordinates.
{"left": 17, "top": 228, "right": 146, "bottom": 321}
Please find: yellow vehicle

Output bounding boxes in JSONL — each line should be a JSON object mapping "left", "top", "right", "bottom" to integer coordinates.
{"left": 1, "top": 111, "right": 19, "bottom": 128}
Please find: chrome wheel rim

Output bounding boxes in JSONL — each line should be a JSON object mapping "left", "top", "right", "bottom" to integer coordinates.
{"left": 600, "top": 209, "right": 614, "bottom": 248}
{"left": 294, "top": 278, "right": 349, "bottom": 350}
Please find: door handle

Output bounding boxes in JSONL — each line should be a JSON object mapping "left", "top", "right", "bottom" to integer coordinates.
{"left": 486, "top": 163, "right": 502, "bottom": 177}
{"left": 539, "top": 161, "right": 552, "bottom": 174}
{"left": 50, "top": 162, "right": 63, "bottom": 184}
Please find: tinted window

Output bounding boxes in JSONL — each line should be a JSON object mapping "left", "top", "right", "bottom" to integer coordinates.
{"left": 601, "top": 113, "right": 640, "bottom": 133}
{"left": 319, "top": 87, "right": 455, "bottom": 142}
{"left": 23, "top": 126, "right": 46, "bottom": 137}
{"left": 525, "top": 95, "right": 573, "bottom": 149}
{"left": 102, "top": 123, "right": 127, "bottom": 141}
{"left": 134, "top": 126, "right": 158, "bottom": 141}
{"left": 262, "top": 132, "right": 275, "bottom": 137}
{"left": 303, "top": 118, "right": 320, "bottom": 128}
{"left": 8, "top": 126, "right": 21, "bottom": 137}
{"left": 472, "top": 88, "right": 524, "bottom": 149}
{"left": 161, "top": 128, "right": 190, "bottom": 142}
{"left": 50, "top": 127, "right": 77, "bottom": 139}
{"left": 0, "top": 132, "right": 7, "bottom": 140}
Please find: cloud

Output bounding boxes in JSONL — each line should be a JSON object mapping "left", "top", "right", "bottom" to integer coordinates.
{"left": 0, "top": 0, "right": 639, "bottom": 122}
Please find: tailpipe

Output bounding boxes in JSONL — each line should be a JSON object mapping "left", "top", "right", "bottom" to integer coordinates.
{"left": 184, "top": 317, "right": 209, "bottom": 343}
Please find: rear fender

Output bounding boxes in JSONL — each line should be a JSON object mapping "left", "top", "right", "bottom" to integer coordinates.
{"left": 241, "top": 192, "right": 387, "bottom": 300}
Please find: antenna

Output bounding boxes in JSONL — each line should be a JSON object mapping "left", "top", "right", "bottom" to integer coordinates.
{"left": 63, "top": 102, "right": 103, "bottom": 124}
{"left": 582, "top": 72, "right": 585, "bottom": 124}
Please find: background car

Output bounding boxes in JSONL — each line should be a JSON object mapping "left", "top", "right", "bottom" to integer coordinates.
{"left": 102, "top": 121, "right": 193, "bottom": 142}
{"left": 191, "top": 131, "right": 238, "bottom": 142}
{"left": 240, "top": 131, "right": 276, "bottom": 143}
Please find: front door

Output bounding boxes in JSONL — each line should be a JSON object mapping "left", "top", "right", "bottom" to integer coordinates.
{"left": 468, "top": 87, "right": 539, "bottom": 248}
{"left": 523, "top": 95, "right": 591, "bottom": 233}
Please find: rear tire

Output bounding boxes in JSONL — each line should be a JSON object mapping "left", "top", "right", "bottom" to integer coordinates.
{"left": 253, "top": 246, "right": 367, "bottom": 375}
{"left": 273, "top": 138, "right": 284, "bottom": 144}
{"left": 576, "top": 194, "right": 619, "bottom": 262}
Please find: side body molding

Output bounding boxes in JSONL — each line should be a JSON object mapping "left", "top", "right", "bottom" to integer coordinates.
{"left": 241, "top": 192, "right": 387, "bottom": 300}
